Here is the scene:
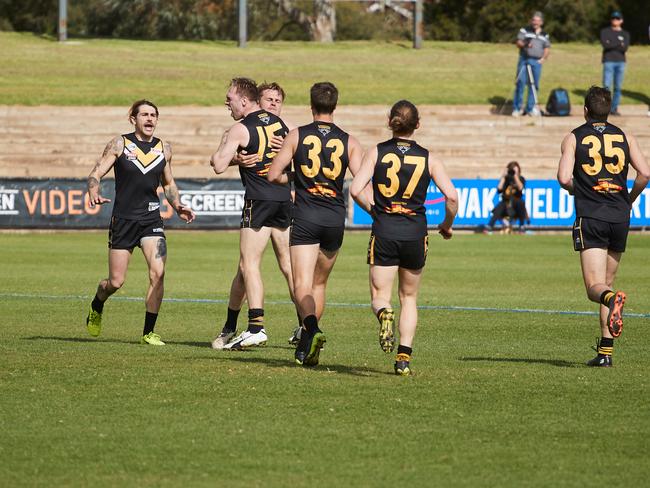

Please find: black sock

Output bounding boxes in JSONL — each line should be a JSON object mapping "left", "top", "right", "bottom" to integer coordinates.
{"left": 296, "top": 310, "right": 302, "bottom": 328}
{"left": 247, "top": 308, "right": 264, "bottom": 334}
{"left": 598, "top": 337, "right": 614, "bottom": 356}
{"left": 91, "top": 294, "right": 105, "bottom": 314}
{"left": 223, "top": 307, "right": 240, "bottom": 333}
{"left": 143, "top": 311, "right": 158, "bottom": 336}
{"left": 303, "top": 314, "right": 319, "bottom": 333}
{"left": 397, "top": 345, "right": 412, "bottom": 356}
{"left": 599, "top": 290, "right": 615, "bottom": 307}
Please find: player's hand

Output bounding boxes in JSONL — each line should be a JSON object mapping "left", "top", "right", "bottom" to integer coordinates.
{"left": 270, "top": 135, "right": 284, "bottom": 151}
{"left": 438, "top": 225, "right": 453, "bottom": 240}
{"left": 88, "top": 193, "right": 111, "bottom": 207}
{"left": 234, "top": 150, "right": 259, "bottom": 167}
{"left": 176, "top": 205, "right": 195, "bottom": 224}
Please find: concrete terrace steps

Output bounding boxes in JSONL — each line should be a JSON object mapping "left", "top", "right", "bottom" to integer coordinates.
{"left": 0, "top": 105, "right": 648, "bottom": 180}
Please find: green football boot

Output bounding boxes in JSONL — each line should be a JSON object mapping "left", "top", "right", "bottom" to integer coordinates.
{"left": 141, "top": 332, "right": 166, "bottom": 346}
{"left": 86, "top": 308, "right": 102, "bottom": 337}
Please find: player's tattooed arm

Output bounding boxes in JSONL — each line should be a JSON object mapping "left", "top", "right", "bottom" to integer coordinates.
{"left": 161, "top": 159, "right": 195, "bottom": 224}
{"left": 211, "top": 124, "right": 247, "bottom": 174}
{"left": 87, "top": 136, "right": 122, "bottom": 206}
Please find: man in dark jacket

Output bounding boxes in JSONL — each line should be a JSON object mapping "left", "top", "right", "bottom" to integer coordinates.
{"left": 600, "top": 11, "right": 630, "bottom": 116}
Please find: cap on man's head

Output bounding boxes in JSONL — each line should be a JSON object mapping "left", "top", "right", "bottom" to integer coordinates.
{"left": 611, "top": 11, "right": 623, "bottom": 19}
{"left": 532, "top": 11, "right": 544, "bottom": 20}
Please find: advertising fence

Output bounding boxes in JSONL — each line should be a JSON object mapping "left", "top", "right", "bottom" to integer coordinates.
{"left": 1, "top": 178, "right": 649, "bottom": 229}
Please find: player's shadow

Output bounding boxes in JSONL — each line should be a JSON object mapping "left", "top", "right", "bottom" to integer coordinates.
{"left": 23, "top": 335, "right": 139, "bottom": 345}
{"left": 198, "top": 354, "right": 390, "bottom": 377}
{"left": 459, "top": 356, "right": 580, "bottom": 368}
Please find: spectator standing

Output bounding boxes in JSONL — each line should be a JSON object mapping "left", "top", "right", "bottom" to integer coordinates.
{"left": 600, "top": 11, "right": 629, "bottom": 116}
{"left": 512, "top": 12, "right": 550, "bottom": 117}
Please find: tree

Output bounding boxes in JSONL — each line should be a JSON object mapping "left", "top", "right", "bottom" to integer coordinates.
{"left": 270, "top": 0, "right": 336, "bottom": 42}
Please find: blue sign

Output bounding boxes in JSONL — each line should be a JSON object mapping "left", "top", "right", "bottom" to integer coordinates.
{"left": 351, "top": 179, "right": 650, "bottom": 227}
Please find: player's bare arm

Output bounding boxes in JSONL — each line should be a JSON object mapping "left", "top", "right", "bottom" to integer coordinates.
{"left": 347, "top": 135, "right": 374, "bottom": 207}
{"left": 350, "top": 145, "right": 377, "bottom": 213}
{"left": 162, "top": 142, "right": 195, "bottom": 223}
{"left": 429, "top": 153, "right": 458, "bottom": 239}
{"left": 557, "top": 132, "right": 577, "bottom": 194}
{"left": 627, "top": 133, "right": 650, "bottom": 204}
{"left": 232, "top": 150, "right": 259, "bottom": 168}
{"left": 267, "top": 128, "right": 298, "bottom": 185}
{"left": 210, "top": 123, "right": 249, "bottom": 174}
{"left": 87, "top": 136, "right": 123, "bottom": 206}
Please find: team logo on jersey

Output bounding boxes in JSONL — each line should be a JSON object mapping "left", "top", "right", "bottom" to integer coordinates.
{"left": 148, "top": 202, "right": 160, "bottom": 212}
{"left": 396, "top": 142, "right": 411, "bottom": 154}
{"left": 317, "top": 125, "right": 331, "bottom": 137}
{"left": 258, "top": 113, "right": 271, "bottom": 124}
{"left": 123, "top": 136, "right": 165, "bottom": 175}
{"left": 592, "top": 123, "right": 607, "bottom": 133}
{"left": 592, "top": 179, "right": 623, "bottom": 194}
{"left": 385, "top": 202, "right": 415, "bottom": 215}
{"left": 308, "top": 184, "right": 337, "bottom": 198}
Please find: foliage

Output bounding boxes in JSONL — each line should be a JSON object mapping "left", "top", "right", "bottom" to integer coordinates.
{"left": 1, "top": 0, "right": 648, "bottom": 43}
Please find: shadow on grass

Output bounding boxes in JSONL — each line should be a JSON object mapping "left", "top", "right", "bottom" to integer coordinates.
{"left": 167, "top": 341, "right": 296, "bottom": 351}
{"left": 621, "top": 89, "right": 650, "bottom": 106}
{"left": 488, "top": 96, "right": 513, "bottom": 115}
{"left": 23, "top": 335, "right": 138, "bottom": 345}
{"left": 459, "top": 356, "right": 580, "bottom": 368}
{"left": 574, "top": 88, "right": 650, "bottom": 107}
{"left": 192, "top": 354, "right": 391, "bottom": 377}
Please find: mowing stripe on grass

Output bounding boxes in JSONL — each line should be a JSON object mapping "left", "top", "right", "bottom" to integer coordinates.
{"left": 2, "top": 292, "right": 650, "bottom": 319}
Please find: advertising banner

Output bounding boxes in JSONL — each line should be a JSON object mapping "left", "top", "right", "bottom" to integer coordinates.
{"left": 351, "top": 179, "right": 650, "bottom": 228}
{"left": 2, "top": 178, "right": 649, "bottom": 229}
{"left": 0, "top": 178, "right": 246, "bottom": 229}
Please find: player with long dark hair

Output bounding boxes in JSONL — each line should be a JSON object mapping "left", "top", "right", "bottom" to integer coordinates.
{"left": 351, "top": 100, "right": 458, "bottom": 375}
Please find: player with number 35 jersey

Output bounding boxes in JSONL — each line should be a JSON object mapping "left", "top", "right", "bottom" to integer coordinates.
{"left": 557, "top": 86, "right": 649, "bottom": 367}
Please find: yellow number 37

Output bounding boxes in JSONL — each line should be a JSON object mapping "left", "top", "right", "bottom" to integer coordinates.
{"left": 581, "top": 134, "right": 626, "bottom": 176}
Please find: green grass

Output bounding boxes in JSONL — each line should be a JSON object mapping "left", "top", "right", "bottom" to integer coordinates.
{"left": 1, "top": 31, "right": 649, "bottom": 106}
{"left": 1, "top": 231, "right": 650, "bottom": 487}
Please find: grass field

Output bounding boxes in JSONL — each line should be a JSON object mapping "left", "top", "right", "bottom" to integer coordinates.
{"left": 1, "top": 31, "right": 650, "bottom": 107}
{"left": 1, "top": 231, "right": 649, "bottom": 487}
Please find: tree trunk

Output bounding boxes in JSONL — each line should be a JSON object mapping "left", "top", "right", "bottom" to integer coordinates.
{"left": 271, "top": 0, "right": 336, "bottom": 42}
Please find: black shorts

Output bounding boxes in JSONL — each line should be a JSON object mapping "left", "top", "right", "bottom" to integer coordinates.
{"left": 290, "top": 218, "right": 344, "bottom": 252}
{"left": 367, "top": 233, "right": 428, "bottom": 270}
{"left": 241, "top": 199, "right": 291, "bottom": 229}
{"left": 109, "top": 216, "right": 165, "bottom": 250}
{"left": 573, "top": 217, "right": 629, "bottom": 253}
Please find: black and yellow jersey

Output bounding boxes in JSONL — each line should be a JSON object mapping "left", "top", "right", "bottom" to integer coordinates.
{"left": 293, "top": 121, "right": 350, "bottom": 226}
{"left": 372, "top": 138, "right": 430, "bottom": 240}
{"left": 572, "top": 121, "right": 631, "bottom": 223}
{"left": 112, "top": 132, "right": 166, "bottom": 220}
{"left": 239, "top": 110, "right": 290, "bottom": 202}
